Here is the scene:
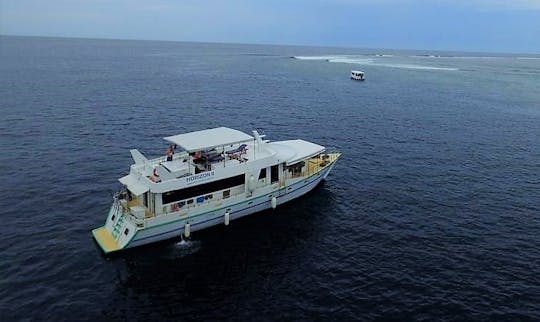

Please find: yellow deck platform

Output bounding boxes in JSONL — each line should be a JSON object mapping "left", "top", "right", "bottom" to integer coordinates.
{"left": 92, "top": 227, "right": 121, "bottom": 253}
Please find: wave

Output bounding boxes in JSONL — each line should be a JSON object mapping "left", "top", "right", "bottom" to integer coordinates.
{"left": 412, "top": 55, "right": 502, "bottom": 59}
{"left": 293, "top": 55, "right": 458, "bottom": 71}
{"left": 328, "top": 57, "right": 375, "bottom": 64}
{"left": 293, "top": 55, "right": 344, "bottom": 61}
{"left": 375, "top": 63, "right": 458, "bottom": 71}
{"left": 414, "top": 55, "right": 540, "bottom": 61}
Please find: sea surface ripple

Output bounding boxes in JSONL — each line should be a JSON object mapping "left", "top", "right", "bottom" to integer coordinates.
{"left": 1, "top": 36, "right": 539, "bottom": 321}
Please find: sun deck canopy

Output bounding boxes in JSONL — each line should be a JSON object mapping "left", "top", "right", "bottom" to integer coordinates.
{"left": 164, "top": 127, "right": 254, "bottom": 152}
{"left": 119, "top": 174, "right": 149, "bottom": 196}
{"left": 270, "top": 140, "right": 325, "bottom": 165}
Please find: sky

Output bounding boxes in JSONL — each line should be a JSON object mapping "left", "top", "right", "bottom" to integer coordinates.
{"left": 1, "top": 0, "right": 539, "bottom": 53}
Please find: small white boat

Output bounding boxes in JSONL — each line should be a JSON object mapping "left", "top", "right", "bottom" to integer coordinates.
{"left": 92, "top": 127, "right": 341, "bottom": 253}
{"left": 351, "top": 70, "right": 365, "bottom": 81}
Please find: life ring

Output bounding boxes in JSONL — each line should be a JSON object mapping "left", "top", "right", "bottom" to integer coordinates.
{"left": 171, "top": 203, "right": 179, "bottom": 212}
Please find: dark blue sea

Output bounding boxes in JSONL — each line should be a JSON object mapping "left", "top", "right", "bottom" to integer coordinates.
{"left": 1, "top": 36, "right": 540, "bottom": 321}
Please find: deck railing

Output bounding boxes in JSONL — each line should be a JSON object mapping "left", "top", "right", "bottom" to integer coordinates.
{"left": 305, "top": 153, "right": 339, "bottom": 176}
{"left": 284, "top": 153, "right": 339, "bottom": 180}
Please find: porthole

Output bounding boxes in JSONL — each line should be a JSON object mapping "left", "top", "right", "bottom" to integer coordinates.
{"left": 124, "top": 228, "right": 129, "bottom": 235}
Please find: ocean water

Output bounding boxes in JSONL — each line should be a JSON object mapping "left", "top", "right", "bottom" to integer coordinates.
{"left": 1, "top": 36, "right": 540, "bottom": 320}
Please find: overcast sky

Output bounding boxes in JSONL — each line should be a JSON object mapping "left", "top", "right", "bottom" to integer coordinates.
{"left": 1, "top": 0, "right": 539, "bottom": 53}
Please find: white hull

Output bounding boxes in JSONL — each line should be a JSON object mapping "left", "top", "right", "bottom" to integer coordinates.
{"left": 126, "top": 163, "right": 335, "bottom": 249}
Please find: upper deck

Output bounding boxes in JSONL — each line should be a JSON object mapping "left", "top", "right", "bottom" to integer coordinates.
{"left": 164, "top": 127, "right": 254, "bottom": 152}
{"left": 119, "top": 128, "right": 326, "bottom": 195}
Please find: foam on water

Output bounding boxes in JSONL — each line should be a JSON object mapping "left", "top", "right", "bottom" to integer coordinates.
{"left": 412, "top": 55, "right": 503, "bottom": 59}
{"left": 517, "top": 56, "right": 540, "bottom": 60}
{"left": 172, "top": 238, "right": 201, "bottom": 258}
{"left": 328, "top": 57, "right": 375, "bottom": 65}
{"left": 376, "top": 63, "right": 458, "bottom": 71}
{"left": 293, "top": 55, "right": 458, "bottom": 71}
{"left": 293, "top": 55, "right": 345, "bottom": 61}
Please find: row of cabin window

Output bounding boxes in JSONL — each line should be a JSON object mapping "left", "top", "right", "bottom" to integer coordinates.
{"left": 172, "top": 193, "right": 215, "bottom": 209}
{"left": 162, "top": 164, "right": 283, "bottom": 205}
{"left": 162, "top": 174, "right": 245, "bottom": 205}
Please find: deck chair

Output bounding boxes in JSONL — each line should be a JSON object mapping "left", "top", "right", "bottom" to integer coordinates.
{"left": 226, "top": 144, "right": 247, "bottom": 155}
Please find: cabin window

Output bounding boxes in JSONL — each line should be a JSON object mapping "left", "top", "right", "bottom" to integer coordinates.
{"left": 223, "top": 190, "right": 230, "bottom": 199}
{"left": 271, "top": 165, "right": 279, "bottom": 183}
{"left": 124, "top": 228, "right": 129, "bottom": 236}
{"left": 187, "top": 199, "right": 194, "bottom": 204}
{"left": 258, "top": 168, "right": 266, "bottom": 180}
{"left": 287, "top": 162, "right": 304, "bottom": 177}
{"left": 142, "top": 192, "right": 148, "bottom": 207}
{"left": 162, "top": 174, "right": 245, "bottom": 204}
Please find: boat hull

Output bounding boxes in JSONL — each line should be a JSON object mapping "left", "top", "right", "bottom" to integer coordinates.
{"left": 125, "top": 160, "right": 337, "bottom": 250}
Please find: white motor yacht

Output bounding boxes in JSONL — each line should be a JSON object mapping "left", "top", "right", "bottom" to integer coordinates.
{"left": 92, "top": 127, "right": 341, "bottom": 253}
{"left": 351, "top": 70, "right": 365, "bottom": 81}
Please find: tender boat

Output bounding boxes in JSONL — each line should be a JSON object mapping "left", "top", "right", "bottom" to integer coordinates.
{"left": 351, "top": 70, "right": 365, "bottom": 81}
{"left": 92, "top": 127, "right": 341, "bottom": 253}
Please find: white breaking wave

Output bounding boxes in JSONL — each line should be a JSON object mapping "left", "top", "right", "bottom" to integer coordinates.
{"left": 328, "top": 57, "right": 375, "bottom": 65}
{"left": 293, "top": 55, "right": 345, "bottom": 61}
{"left": 412, "top": 55, "right": 502, "bottom": 59}
{"left": 376, "top": 63, "right": 458, "bottom": 71}
{"left": 293, "top": 55, "right": 458, "bottom": 71}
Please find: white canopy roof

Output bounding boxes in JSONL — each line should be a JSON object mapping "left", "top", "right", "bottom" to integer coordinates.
{"left": 119, "top": 174, "right": 149, "bottom": 196}
{"left": 269, "top": 139, "right": 325, "bottom": 165}
{"left": 164, "top": 127, "right": 253, "bottom": 152}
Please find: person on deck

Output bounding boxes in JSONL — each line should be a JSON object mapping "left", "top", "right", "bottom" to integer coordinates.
{"left": 166, "top": 145, "right": 174, "bottom": 161}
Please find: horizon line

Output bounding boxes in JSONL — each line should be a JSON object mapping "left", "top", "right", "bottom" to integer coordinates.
{"left": 1, "top": 33, "right": 539, "bottom": 56}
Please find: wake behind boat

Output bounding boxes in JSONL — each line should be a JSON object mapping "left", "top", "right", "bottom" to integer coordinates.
{"left": 92, "top": 127, "right": 341, "bottom": 253}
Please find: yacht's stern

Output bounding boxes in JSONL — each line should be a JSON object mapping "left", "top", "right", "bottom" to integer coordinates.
{"left": 92, "top": 198, "right": 138, "bottom": 254}
{"left": 92, "top": 227, "right": 121, "bottom": 253}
